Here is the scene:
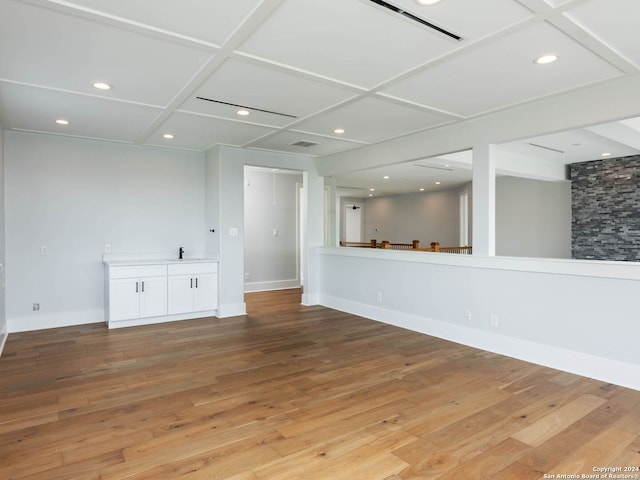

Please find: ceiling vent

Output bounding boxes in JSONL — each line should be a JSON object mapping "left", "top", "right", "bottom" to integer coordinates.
{"left": 195, "top": 97, "right": 297, "bottom": 118}
{"left": 291, "top": 140, "right": 319, "bottom": 147}
{"left": 414, "top": 163, "right": 453, "bottom": 171}
{"left": 368, "top": 0, "right": 462, "bottom": 41}
{"left": 528, "top": 142, "right": 564, "bottom": 154}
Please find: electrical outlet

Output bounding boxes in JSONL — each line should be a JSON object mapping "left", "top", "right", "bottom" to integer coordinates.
{"left": 490, "top": 314, "right": 499, "bottom": 327}
{"left": 465, "top": 310, "right": 472, "bottom": 321}
{"left": 40, "top": 245, "right": 48, "bottom": 256}
{"left": 33, "top": 303, "right": 40, "bottom": 311}
{"left": 245, "top": 272, "right": 250, "bottom": 281}
{"left": 104, "top": 244, "right": 112, "bottom": 253}
{"left": 376, "top": 292, "right": 383, "bottom": 302}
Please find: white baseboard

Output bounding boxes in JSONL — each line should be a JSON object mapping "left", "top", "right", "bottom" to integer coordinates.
{"left": 0, "top": 321, "right": 7, "bottom": 357}
{"left": 8, "top": 309, "right": 104, "bottom": 333}
{"left": 301, "top": 293, "right": 320, "bottom": 306}
{"left": 244, "top": 279, "right": 300, "bottom": 293}
{"left": 320, "top": 294, "right": 640, "bottom": 392}
{"left": 217, "top": 302, "right": 246, "bottom": 318}
{"left": 108, "top": 310, "right": 218, "bottom": 329}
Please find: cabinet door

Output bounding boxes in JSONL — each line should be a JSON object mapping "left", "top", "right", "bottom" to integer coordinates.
{"left": 109, "top": 278, "right": 140, "bottom": 321}
{"left": 193, "top": 273, "right": 218, "bottom": 312}
{"left": 167, "top": 275, "right": 194, "bottom": 315}
{"left": 139, "top": 276, "right": 168, "bottom": 319}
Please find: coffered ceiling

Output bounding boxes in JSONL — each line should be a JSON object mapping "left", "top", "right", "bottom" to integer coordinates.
{"left": 1, "top": 0, "right": 640, "bottom": 171}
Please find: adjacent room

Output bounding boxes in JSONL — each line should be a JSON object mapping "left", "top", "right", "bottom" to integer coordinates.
{"left": 2, "top": 0, "right": 640, "bottom": 478}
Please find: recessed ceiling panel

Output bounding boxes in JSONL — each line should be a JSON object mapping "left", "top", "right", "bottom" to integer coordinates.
{"left": 146, "top": 112, "right": 276, "bottom": 151}
{"left": 389, "top": 0, "right": 533, "bottom": 40}
{"left": 498, "top": 128, "right": 640, "bottom": 164}
{"left": 564, "top": 0, "right": 640, "bottom": 67}
{"left": 331, "top": 158, "right": 472, "bottom": 196}
{"left": 237, "top": 0, "right": 458, "bottom": 88}
{"left": 0, "top": 83, "right": 162, "bottom": 142}
{"left": 180, "top": 59, "right": 358, "bottom": 127}
{"left": 381, "top": 21, "right": 622, "bottom": 117}
{"left": 291, "top": 96, "right": 458, "bottom": 143}
{"left": 249, "top": 131, "right": 363, "bottom": 157}
{"left": 51, "top": 0, "right": 263, "bottom": 45}
{"left": 0, "top": 0, "right": 213, "bottom": 106}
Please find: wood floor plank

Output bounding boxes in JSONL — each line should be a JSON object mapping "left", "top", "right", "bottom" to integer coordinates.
{"left": 1, "top": 288, "right": 639, "bottom": 480}
{"left": 546, "top": 427, "right": 636, "bottom": 476}
{"left": 511, "top": 394, "right": 607, "bottom": 447}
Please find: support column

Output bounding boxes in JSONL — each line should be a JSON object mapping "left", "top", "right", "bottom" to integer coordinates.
{"left": 472, "top": 143, "right": 496, "bottom": 256}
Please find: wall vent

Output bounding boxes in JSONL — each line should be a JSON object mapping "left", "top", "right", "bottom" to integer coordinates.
{"left": 368, "top": 0, "right": 462, "bottom": 41}
{"left": 291, "top": 140, "right": 319, "bottom": 147}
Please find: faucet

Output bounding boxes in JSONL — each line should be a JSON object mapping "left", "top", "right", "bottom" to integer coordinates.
{"left": 179, "top": 247, "right": 184, "bottom": 260}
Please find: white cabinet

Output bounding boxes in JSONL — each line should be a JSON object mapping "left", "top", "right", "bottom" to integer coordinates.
{"left": 104, "top": 259, "right": 218, "bottom": 329}
{"left": 107, "top": 265, "right": 168, "bottom": 322}
{"left": 168, "top": 263, "right": 218, "bottom": 315}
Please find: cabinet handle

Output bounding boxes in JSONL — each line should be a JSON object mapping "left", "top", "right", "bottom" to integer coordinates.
{"left": 136, "top": 281, "right": 139, "bottom": 293}
{"left": 141, "top": 281, "right": 145, "bottom": 293}
{"left": 195, "top": 278, "right": 198, "bottom": 288}
{"left": 190, "top": 278, "right": 193, "bottom": 289}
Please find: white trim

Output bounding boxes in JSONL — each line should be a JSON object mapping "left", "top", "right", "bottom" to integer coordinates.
{"left": 217, "top": 302, "right": 246, "bottom": 318}
{"left": 8, "top": 309, "right": 104, "bottom": 333}
{"left": 108, "top": 310, "right": 218, "bottom": 329}
{"left": 0, "top": 323, "right": 8, "bottom": 357}
{"left": 244, "top": 279, "right": 301, "bottom": 293}
{"left": 318, "top": 246, "right": 640, "bottom": 281}
{"left": 320, "top": 294, "right": 640, "bottom": 392}
{"left": 301, "top": 293, "right": 320, "bottom": 306}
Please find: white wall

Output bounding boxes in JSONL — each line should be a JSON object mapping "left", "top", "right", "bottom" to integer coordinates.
{"left": 496, "top": 176, "right": 571, "bottom": 258}
{"left": 0, "top": 129, "right": 6, "bottom": 353}
{"left": 244, "top": 168, "right": 303, "bottom": 292}
{"left": 316, "top": 247, "right": 640, "bottom": 391}
{"left": 5, "top": 132, "right": 206, "bottom": 331}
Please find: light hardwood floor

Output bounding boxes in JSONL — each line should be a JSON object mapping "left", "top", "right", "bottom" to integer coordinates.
{"left": 1, "top": 288, "right": 639, "bottom": 479}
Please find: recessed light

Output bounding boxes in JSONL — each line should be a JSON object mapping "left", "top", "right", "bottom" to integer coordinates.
{"left": 163, "top": 133, "right": 174, "bottom": 139}
{"left": 368, "top": 194, "right": 374, "bottom": 197}
{"left": 444, "top": 164, "right": 450, "bottom": 167}
{"left": 237, "top": 109, "right": 251, "bottom": 116}
{"left": 534, "top": 54, "right": 559, "bottom": 65}
{"left": 414, "top": 0, "right": 441, "bottom": 5}
{"left": 420, "top": 188, "right": 425, "bottom": 191}
{"left": 55, "top": 119, "right": 70, "bottom": 125}
{"left": 435, "top": 181, "right": 441, "bottom": 185}
{"left": 93, "top": 82, "right": 112, "bottom": 90}
{"left": 383, "top": 175, "right": 390, "bottom": 179}
{"left": 369, "top": 188, "right": 375, "bottom": 192}
{"left": 601, "top": 152, "right": 612, "bottom": 157}
{"left": 333, "top": 128, "right": 345, "bottom": 134}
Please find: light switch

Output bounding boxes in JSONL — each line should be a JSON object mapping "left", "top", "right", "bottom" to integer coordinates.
{"left": 40, "top": 245, "right": 48, "bottom": 256}
{"left": 273, "top": 229, "right": 278, "bottom": 236}
{"left": 229, "top": 227, "right": 238, "bottom": 237}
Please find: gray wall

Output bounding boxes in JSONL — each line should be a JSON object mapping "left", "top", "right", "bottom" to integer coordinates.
{"left": 244, "top": 167, "right": 302, "bottom": 291}
{"left": 363, "top": 189, "right": 460, "bottom": 246}
{"left": 571, "top": 155, "right": 640, "bottom": 261}
{"left": 496, "top": 176, "right": 572, "bottom": 258}
{"left": 5, "top": 131, "right": 206, "bottom": 331}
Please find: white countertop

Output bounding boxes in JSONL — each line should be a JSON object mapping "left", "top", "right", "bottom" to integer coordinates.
{"left": 103, "top": 253, "right": 218, "bottom": 266}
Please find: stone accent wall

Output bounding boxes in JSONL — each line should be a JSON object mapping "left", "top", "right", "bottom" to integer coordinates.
{"left": 570, "top": 154, "right": 640, "bottom": 261}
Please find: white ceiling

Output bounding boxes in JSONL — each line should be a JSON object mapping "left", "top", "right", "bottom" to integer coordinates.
{"left": 2, "top": 0, "right": 640, "bottom": 193}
